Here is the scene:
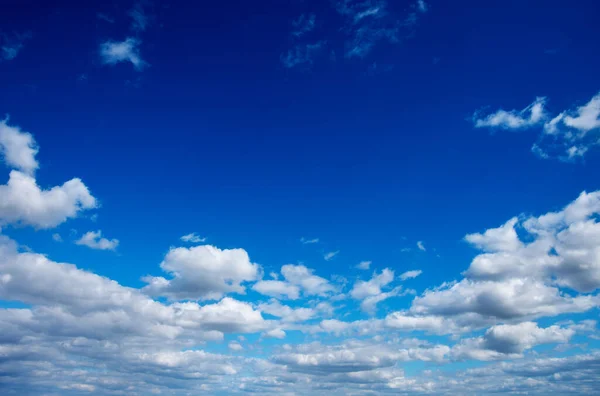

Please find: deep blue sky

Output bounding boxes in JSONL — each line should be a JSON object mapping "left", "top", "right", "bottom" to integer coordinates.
{"left": 1, "top": 1, "right": 600, "bottom": 393}
{"left": 2, "top": 0, "right": 599, "bottom": 288}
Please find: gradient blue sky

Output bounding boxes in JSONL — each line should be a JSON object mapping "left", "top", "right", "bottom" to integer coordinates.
{"left": 1, "top": 0, "right": 600, "bottom": 394}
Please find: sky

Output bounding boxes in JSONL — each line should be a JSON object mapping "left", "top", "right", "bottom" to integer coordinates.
{"left": 1, "top": 0, "right": 600, "bottom": 394}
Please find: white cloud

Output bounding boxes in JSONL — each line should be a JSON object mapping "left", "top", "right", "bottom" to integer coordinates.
{"left": 180, "top": 232, "right": 206, "bottom": 243}
{"left": 473, "top": 97, "right": 546, "bottom": 130}
{"left": 356, "top": 260, "right": 372, "bottom": 270}
{"left": 452, "top": 322, "right": 574, "bottom": 360}
{"left": 228, "top": 341, "right": 243, "bottom": 351}
{"left": 76, "top": 230, "right": 119, "bottom": 251}
{"left": 0, "top": 170, "right": 97, "bottom": 229}
{"left": 258, "top": 300, "right": 315, "bottom": 323}
{"left": 281, "top": 264, "right": 334, "bottom": 296}
{"left": 475, "top": 92, "right": 600, "bottom": 160}
{"left": 252, "top": 280, "right": 300, "bottom": 300}
{"left": 417, "top": 241, "right": 426, "bottom": 251}
{"left": 0, "top": 119, "right": 38, "bottom": 174}
{"left": 399, "top": 270, "right": 422, "bottom": 280}
{"left": 350, "top": 268, "right": 402, "bottom": 313}
{"left": 100, "top": 38, "right": 146, "bottom": 71}
{"left": 265, "top": 328, "right": 286, "bottom": 339}
{"left": 300, "top": 237, "right": 319, "bottom": 244}
{"left": 465, "top": 217, "right": 522, "bottom": 252}
{"left": 142, "top": 245, "right": 260, "bottom": 301}
{"left": 324, "top": 250, "right": 339, "bottom": 261}
{"left": 52, "top": 233, "right": 62, "bottom": 242}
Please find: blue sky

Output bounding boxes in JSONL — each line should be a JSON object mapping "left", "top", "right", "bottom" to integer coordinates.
{"left": 1, "top": 0, "right": 600, "bottom": 394}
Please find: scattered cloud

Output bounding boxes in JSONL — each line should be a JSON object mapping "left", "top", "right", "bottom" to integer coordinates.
{"left": 96, "top": 12, "right": 115, "bottom": 24}
{"left": 356, "top": 260, "right": 372, "bottom": 270}
{"left": 180, "top": 232, "right": 206, "bottom": 243}
{"left": 0, "top": 118, "right": 38, "bottom": 174}
{"left": 417, "top": 241, "right": 426, "bottom": 251}
{"left": 281, "top": 41, "right": 325, "bottom": 68}
{"left": 128, "top": 1, "right": 151, "bottom": 33}
{"left": 75, "top": 230, "right": 119, "bottom": 251}
{"left": 473, "top": 92, "right": 600, "bottom": 160}
{"left": 300, "top": 237, "right": 319, "bottom": 244}
{"left": 252, "top": 280, "right": 300, "bottom": 300}
{"left": 52, "top": 233, "right": 62, "bottom": 242}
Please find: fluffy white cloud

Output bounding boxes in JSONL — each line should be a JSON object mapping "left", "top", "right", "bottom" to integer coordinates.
{"left": 252, "top": 280, "right": 300, "bottom": 300}
{"left": 180, "top": 232, "right": 206, "bottom": 243}
{"left": 75, "top": 230, "right": 119, "bottom": 251}
{"left": 258, "top": 300, "right": 315, "bottom": 323}
{"left": 142, "top": 245, "right": 260, "bottom": 301}
{"left": 100, "top": 38, "right": 146, "bottom": 71}
{"left": 474, "top": 92, "right": 600, "bottom": 160}
{"left": 280, "top": 264, "right": 334, "bottom": 296}
{"left": 0, "top": 119, "right": 38, "bottom": 174}
{"left": 473, "top": 97, "right": 546, "bottom": 129}
{"left": 228, "top": 341, "right": 243, "bottom": 351}
{"left": 350, "top": 268, "right": 403, "bottom": 312}
{"left": 265, "top": 328, "right": 286, "bottom": 339}
{"left": 0, "top": 170, "right": 97, "bottom": 229}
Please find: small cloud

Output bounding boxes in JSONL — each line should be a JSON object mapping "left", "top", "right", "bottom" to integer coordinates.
{"left": 180, "top": 233, "right": 206, "bottom": 244}
{"left": 280, "top": 41, "right": 325, "bottom": 69}
{"left": 400, "top": 270, "right": 422, "bottom": 280}
{"left": 76, "top": 230, "right": 119, "bottom": 251}
{"left": 473, "top": 97, "right": 546, "bottom": 130}
{"left": 300, "top": 237, "right": 319, "bottom": 244}
{"left": 97, "top": 12, "right": 115, "bottom": 24}
{"left": 324, "top": 250, "right": 340, "bottom": 261}
{"left": 265, "top": 328, "right": 286, "bottom": 339}
{"left": 228, "top": 341, "right": 243, "bottom": 351}
{"left": 90, "top": 213, "right": 98, "bottom": 222}
{"left": 417, "top": 0, "right": 428, "bottom": 13}
{"left": 356, "top": 260, "right": 372, "bottom": 270}
{"left": 400, "top": 247, "right": 411, "bottom": 253}
{"left": 292, "top": 13, "right": 316, "bottom": 37}
{"left": 417, "top": 241, "right": 426, "bottom": 251}
{"left": 1, "top": 32, "right": 31, "bottom": 61}
{"left": 52, "top": 233, "right": 63, "bottom": 243}
{"left": 99, "top": 37, "right": 147, "bottom": 71}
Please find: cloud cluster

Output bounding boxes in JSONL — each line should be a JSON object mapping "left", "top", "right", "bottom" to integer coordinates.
{"left": 473, "top": 92, "right": 600, "bottom": 160}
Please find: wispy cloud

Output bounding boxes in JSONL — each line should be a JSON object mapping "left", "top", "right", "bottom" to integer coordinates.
{"left": 75, "top": 230, "right": 119, "bottom": 251}
{"left": 52, "top": 233, "right": 63, "bottom": 243}
{"left": 301, "top": 237, "right": 319, "bottom": 244}
{"left": 181, "top": 232, "right": 206, "bottom": 243}
{"left": 474, "top": 92, "right": 600, "bottom": 161}
{"left": 97, "top": 12, "right": 115, "bottom": 24}
{"left": 292, "top": 13, "right": 316, "bottom": 37}
{"left": 100, "top": 38, "right": 146, "bottom": 71}
{"left": 324, "top": 250, "right": 340, "bottom": 261}
{"left": 400, "top": 269, "right": 422, "bottom": 280}
{"left": 281, "top": 41, "right": 325, "bottom": 69}
{"left": 1, "top": 32, "right": 31, "bottom": 61}
{"left": 417, "top": 241, "right": 426, "bottom": 251}
{"left": 129, "top": 1, "right": 151, "bottom": 33}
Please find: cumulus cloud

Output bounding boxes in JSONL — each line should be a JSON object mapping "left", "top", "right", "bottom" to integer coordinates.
{"left": 142, "top": 245, "right": 260, "bottom": 301}
{"left": 280, "top": 264, "right": 335, "bottom": 296}
{"left": 350, "top": 268, "right": 404, "bottom": 313}
{"left": 252, "top": 280, "right": 300, "bottom": 300}
{"left": 0, "top": 170, "right": 97, "bottom": 229}
{"left": 100, "top": 38, "right": 146, "bottom": 71}
{"left": 75, "top": 230, "right": 119, "bottom": 251}
{"left": 0, "top": 119, "right": 38, "bottom": 174}
{"left": 474, "top": 92, "right": 600, "bottom": 160}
